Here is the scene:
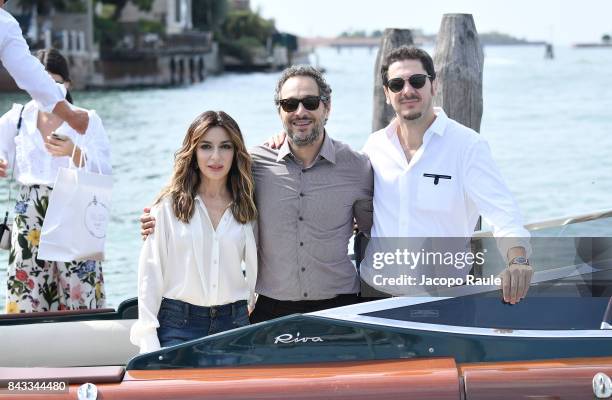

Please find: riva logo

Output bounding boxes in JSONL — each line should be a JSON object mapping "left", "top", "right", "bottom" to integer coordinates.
{"left": 274, "top": 332, "right": 324, "bottom": 344}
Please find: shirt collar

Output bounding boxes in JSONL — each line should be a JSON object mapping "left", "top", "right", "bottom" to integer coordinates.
{"left": 384, "top": 107, "right": 449, "bottom": 138}
{"left": 276, "top": 131, "right": 336, "bottom": 165}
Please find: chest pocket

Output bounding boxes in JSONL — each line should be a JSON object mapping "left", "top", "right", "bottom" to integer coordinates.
{"left": 416, "top": 173, "right": 457, "bottom": 212}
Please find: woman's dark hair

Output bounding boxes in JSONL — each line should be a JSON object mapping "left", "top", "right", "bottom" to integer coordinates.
{"left": 156, "top": 111, "right": 257, "bottom": 224}
{"left": 35, "top": 48, "right": 73, "bottom": 104}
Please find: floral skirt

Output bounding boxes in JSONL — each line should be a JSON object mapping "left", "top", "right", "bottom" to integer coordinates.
{"left": 5, "top": 185, "right": 106, "bottom": 313}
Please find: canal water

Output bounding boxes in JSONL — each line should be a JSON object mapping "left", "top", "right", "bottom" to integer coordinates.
{"left": 0, "top": 45, "right": 610, "bottom": 310}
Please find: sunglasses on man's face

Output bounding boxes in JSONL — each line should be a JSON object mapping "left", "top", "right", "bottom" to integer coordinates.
{"left": 277, "top": 95, "right": 327, "bottom": 113}
{"left": 386, "top": 74, "right": 432, "bottom": 93}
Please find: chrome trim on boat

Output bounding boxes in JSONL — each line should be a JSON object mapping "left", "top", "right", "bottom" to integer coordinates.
{"left": 474, "top": 208, "right": 612, "bottom": 236}
{"left": 77, "top": 383, "right": 97, "bottom": 400}
{"left": 593, "top": 372, "right": 612, "bottom": 399}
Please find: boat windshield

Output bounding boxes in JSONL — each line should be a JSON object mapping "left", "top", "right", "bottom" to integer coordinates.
{"left": 361, "top": 210, "right": 612, "bottom": 330}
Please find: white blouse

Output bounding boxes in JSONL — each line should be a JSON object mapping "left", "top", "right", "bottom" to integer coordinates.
{"left": 130, "top": 196, "right": 258, "bottom": 354}
{"left": 0, "top": 101, "right": 112, "bottom": 186}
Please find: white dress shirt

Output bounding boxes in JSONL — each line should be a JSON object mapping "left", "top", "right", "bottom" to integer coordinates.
{"left": 0, "top": 9, "right": 64, "bottom": 112}
{"left": 130, "top": 196, "right": 258, "bottom": 353}
{"left": 0, "top": 101, "right": 112, "bottom": 185}
{"left": 362, "top": 108, "right": 530, "bottom": 259}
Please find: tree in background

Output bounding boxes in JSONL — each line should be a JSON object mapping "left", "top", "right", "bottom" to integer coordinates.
{"left": 96, "top": 0, "right": 154, "bottom": 21}
{"left": 192, "top": 0, "right": 228, "bottom": 32}
{"left": 221, "top": 9, "right": 274, "bottom": 44}
{"left": 603, "top": 34, "right": 611, "bottom": 45}
{"left": 218, "top": 7, "right": 276, "bottom": 64}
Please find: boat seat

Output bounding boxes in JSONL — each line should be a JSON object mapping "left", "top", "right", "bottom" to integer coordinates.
{"left": 0, "top": 366, "right": 125, "bottom": 385}
{"left": 0, "top": 319, "right": 139, "bottom": 367}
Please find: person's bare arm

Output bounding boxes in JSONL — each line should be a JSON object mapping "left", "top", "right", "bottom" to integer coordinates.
{"left": 52, "top": 102, "right": 89, "bottom": 134}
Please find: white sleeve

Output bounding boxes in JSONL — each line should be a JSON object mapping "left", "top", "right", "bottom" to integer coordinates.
{"left": 0, "top": 12, "right": 64, "bottom": 112}
{"left": 79, "top": 110, "right": 112, "bottom": 175}
{"left": 130, "top": 204, "right": 167, "bottom": 354}
{"left": 243, "top": 221, "right": 258, "bottom": 309}
{"left": 0, "top": 105, "right": 21, "bottom": 164}
{"left": 463, "top": 138, "right": 532, "bottom": 259}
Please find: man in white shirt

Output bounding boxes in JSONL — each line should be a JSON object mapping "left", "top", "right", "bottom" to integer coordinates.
{"left": 0, "top": 0, "right": 88, "bottom": 134}
{"left": 362, "top": 46, "right": 532, "bottom": 304}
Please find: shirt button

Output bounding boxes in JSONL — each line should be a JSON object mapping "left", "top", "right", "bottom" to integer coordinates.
{"left": 300, "top": 242, "right": 304, "bottom": 246}
{"left": 298, "top": 217, "right": 303, "bottom": 221}
{"left": 299, "top": 192, "right": 304, "bottom": 197}
{"left": 212, "top": 284, "right": 217, "bottom": 288}
{"left": 303, "top": 293, "right": 308, "bottom": 298}
{"left": 301, "top": 169, "right": 306, "bottom": 173}
{"left": 301, "top": 267, "right": 305, "bottom": 272}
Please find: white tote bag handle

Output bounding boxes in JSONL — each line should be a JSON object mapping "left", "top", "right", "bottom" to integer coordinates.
{"left": 68, "top": 135, "right": 104, "bottom": 175}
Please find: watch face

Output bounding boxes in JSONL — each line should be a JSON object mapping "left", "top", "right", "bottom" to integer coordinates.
{"left": 512, "top": 256, "right": 529, "bottom": 265}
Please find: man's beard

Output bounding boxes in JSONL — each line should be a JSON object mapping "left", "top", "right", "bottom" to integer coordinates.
{"left": 403, "top": 112, "right": 423, "bottom": 121}
{"left": 401, "top": 94, "right": 433, "bottom": 122}
{"left": 286, "top": 118, "right": 324, "bottom": 147}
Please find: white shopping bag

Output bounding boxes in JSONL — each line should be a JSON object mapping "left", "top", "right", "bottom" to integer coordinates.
{"left": 38, "top": 144, "right": 112, "bottom": 262}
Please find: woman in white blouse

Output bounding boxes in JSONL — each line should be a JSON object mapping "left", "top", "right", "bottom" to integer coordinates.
{"left": 130, "top": 111, "right": 258, "bottom": 354}
{"left": 0, "top": 49, "right": 111, "bottom": 313}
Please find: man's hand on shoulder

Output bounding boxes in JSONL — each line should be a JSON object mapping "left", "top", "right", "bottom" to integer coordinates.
{"left": 140, "top": 207, "right": 156, "bottom": 241}
{"left": 263, "top": 131, "right": 286, "bottom": 149}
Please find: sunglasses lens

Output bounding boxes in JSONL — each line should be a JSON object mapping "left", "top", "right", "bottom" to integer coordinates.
{"left": 408, "top": 74, "right": 427, "bottom": 89}
{"left": 301, "top": 96, "right": 321, "bottom": 111}
{"left": 280, "top": 99, "right": 299, "bottom": 112}
{"left": 280, "top": 96, "right": 321, "bottom": 112}
{"left": 387, "top": 78, "right": 405, "bottom": 93}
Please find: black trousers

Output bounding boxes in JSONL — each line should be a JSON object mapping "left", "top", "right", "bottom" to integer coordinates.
{"left": 250, "top": 293, "right": 360, "bottom": 324}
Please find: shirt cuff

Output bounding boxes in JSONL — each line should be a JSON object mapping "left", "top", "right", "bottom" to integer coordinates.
{"left": 139, "top": 334, "right": 161, "bottom": 354}
{"left": 496, "top": 237, "right": 532, "bottom": 262}
{"left": 36, "top": 98, "right": 62, "bottom": 114}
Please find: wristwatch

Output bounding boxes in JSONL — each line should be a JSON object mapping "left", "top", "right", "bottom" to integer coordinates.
{"left": 508, "top": 256, "right": 530, "bottom": 266}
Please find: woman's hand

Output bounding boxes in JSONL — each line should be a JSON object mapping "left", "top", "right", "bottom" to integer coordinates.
{"left": 46, "top": 134, "right": 84, "bottom": 166}
{"left": 45, "top": 134, "right": 75, "bottom": 157}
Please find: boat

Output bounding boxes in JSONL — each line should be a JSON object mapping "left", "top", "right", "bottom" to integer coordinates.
{"left": 0, "top": 210, "right": 611, "bottom": 399}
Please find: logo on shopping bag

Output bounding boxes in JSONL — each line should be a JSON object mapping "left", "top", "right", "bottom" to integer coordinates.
{"left": 84, "top": 195, "right": 110, "bottom": 239}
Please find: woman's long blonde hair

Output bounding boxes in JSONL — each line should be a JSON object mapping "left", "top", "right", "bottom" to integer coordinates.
{"left": 156, "top": 111, "right": 257, "bottom": 224}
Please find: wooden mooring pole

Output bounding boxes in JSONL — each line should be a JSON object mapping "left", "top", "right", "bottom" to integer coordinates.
{"left": 433, "top": 13, "right": 484, "bottom": 132}
{"left": 371, "top": 28, "right": 414, "bottom": 132}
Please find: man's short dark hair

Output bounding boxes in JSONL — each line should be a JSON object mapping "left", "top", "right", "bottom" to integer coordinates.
{"left": 274, "top": 65, "right": 332, "bottom": 107}
{"left": 380, "top": 46, "right": 436, "bottom": 85}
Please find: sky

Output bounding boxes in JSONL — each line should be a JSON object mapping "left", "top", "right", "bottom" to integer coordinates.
{"left": 250, "top": 0, "right": 611, "bottom": 46}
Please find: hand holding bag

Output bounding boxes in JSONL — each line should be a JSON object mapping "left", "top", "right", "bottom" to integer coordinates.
{"left": 38, "top": 136, "right": 113, "bottom": 262}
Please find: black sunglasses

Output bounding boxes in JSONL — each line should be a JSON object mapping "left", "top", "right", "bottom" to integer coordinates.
{"left": 386, "top": 74, "right": 432, "bottom": 93}
{"left": 277, "top": 95, "right": 327, "bottom": 112}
